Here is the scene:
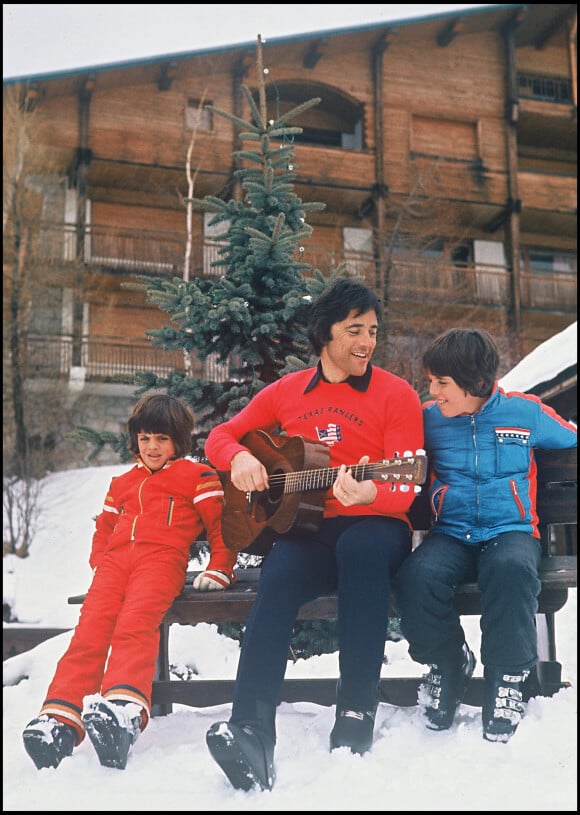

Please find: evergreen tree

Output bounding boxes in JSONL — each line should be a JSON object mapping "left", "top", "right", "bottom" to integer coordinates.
{"left": 75, "top": 37, "right": 350, "bottom": 658}
{"left": 77, "top": 35, "right": 337, "bottom": 461}
{"left": 122, "top": 34, "right": 333, "bottom": 457}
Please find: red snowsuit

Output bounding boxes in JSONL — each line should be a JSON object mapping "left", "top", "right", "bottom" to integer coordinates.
{"left": 37, "top": 458, "right": 237, "bottom": 744}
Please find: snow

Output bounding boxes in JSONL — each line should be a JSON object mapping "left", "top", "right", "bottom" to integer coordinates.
{"left": 3, "top": 464, "right": 577, "bottom": 811}
{"left": 499, "top": 321, "right": 576, "bottom": 394}
{"left": 3, "top": 328, "right": 577, "bottom": 810}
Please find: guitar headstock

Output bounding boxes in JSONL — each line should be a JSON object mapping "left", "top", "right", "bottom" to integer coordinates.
{"left": 374, "top": 450, "right": 427, "bottom": 489}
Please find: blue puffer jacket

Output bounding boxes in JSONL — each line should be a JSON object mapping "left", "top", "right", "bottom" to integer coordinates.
{"left": 423, "top": 385, "right": 577, "bottom": 544}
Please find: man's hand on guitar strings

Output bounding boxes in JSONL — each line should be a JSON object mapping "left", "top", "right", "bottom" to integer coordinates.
{"left": 230, "top": 449, "right": 269, "bottom": 493}
{"left": 333, "top": 456, "right": 378, "bottom": 507}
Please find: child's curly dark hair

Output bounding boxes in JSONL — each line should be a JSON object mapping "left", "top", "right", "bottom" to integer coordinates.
{"left": 127, "top": 394, "right": 194, "bottom": 459}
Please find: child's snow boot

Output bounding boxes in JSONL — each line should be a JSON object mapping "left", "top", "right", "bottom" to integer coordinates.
{"left": 482, "top": 667, "right": 529, "bottom": 743}
{"left": 82, "top": 698, "right": 142, "bottom": 769}
{"left": 420, "top": 642, "right": 476, "bottom": 730}
{"left": 22, "top": 715, "right": 76, "bottom": 769}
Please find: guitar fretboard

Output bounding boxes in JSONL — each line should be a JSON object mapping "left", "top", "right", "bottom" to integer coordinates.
{"left": 265, "top": 455, "right": 425, "bottom": 494}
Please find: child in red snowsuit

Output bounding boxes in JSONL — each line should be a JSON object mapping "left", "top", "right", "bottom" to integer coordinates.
{"left": 23, "top": 393, "right": 237, "bottom": 770}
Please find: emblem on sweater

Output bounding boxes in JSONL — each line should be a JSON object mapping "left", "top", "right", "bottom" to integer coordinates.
{"left": 316, "top": 424, "right": 343, "bottom": 446}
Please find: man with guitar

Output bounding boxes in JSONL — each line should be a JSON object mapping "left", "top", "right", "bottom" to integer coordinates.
{"left": 204, "top": 276, "right": 424, "bottom": 791}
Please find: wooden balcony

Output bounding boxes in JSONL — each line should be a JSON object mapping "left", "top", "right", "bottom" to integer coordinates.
{"left": 26, "top": 222, "right": 575, "bottom": 311}
{"left": 23, "top": 335, "right": 185, "bottom": 384}
{"left": 22, "top": 335, "right": 234, "bottom": 385}
{"left": 15, "top": 221, "right": 577, "bottom": 385}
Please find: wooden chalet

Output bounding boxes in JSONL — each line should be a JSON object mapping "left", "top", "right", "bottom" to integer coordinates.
{"left": 3, "top": 4, "right": 577, "bottom": 466}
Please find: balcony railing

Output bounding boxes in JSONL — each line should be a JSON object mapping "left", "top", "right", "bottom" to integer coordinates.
{"left": 18, "top": 224, "right": 576, "bottom": 300}
{"left": 342, "top": 255, "right": 576, "bottom": 312}
{"left": 13, "top": 220, "right": 577, "bottom": 383}
{"left": 22, "top": 267, "right": 576, "bottom": 386}
{"left": 23, "top": 335, "right": 184, "bottom": 383}
{"left": 517, "top": 72, "right": 573, "bottom": 105}
{"left": 21, "top": 221, "right": 576, "bottom": 311}
{"left": 22, "top": 335, "right": 233, "bottom": 385}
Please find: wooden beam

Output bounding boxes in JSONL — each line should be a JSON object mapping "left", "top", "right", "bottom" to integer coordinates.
{"left": 158, "top": 61, "right": 177, "bottom": 91}
{"left": 150, "top": 668, "right": 570, "bottom": 715}
{"left": 437, "top": 17, "right": 465, "bottom": 47}
{"left": 373, "top": 28, "right": 398, "bottom": 55}
{"left": 23, "top": 81, "right": 39, "bottom": 112}
{"left": 80, "top": 73, "right": 96, "bottom": 102}
{"left": 534, "top": 6, "right": 577, "bottom": 50}
{"left": 234, "top": 51, "right": 253, "bottom": 80}
{"left": 303, "top": 38, "right": 328, "bottom": 69}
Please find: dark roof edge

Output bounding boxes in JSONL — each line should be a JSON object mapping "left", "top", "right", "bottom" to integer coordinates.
{"left": 3, "top": 4, "right": 520, "bottom": 85}
{"left": 528, "top": 365, "right": 577, "bottom": 399}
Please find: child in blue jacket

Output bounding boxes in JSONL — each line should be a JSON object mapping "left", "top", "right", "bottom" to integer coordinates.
{"left": 395, "top": 327, "right": 576, "bottom": 743}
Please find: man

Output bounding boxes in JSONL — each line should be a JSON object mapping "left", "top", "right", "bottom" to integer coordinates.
{"left": 203, "top": 277, "right": 424, "bottom": 790}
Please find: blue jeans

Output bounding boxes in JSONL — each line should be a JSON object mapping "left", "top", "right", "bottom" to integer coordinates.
{"left": 394, "top": 531, "right": 543, "bottom": 671}
{"left": 230, "top": 516, "right": 411, "bottom": 727}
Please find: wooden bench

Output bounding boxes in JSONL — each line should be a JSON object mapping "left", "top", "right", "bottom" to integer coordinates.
{"left": 68, "top": 447, "right": 576, "bottom": 716}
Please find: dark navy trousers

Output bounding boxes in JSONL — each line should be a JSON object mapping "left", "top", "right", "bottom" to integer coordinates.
{"left": 394, "top": 530, "right": 543, "bottom": 672}
{"left": 230, "top": 516, "right": 411, "bottom": 728}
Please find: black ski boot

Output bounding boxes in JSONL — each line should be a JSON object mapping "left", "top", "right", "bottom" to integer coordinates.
{"left": 420, "top": 643, "right": 476, "bottom": 730}
{"left": 483, "top": 667, "right": 529, "bottom": 743}
{"left": 206, "top": 720, "right": 276, "bottom": 791}
{"left": 330, "top": 707, "right": 376, "bottom": 755}
{"left": 22, "top": 715, "right": 76, "bottom": 769}
{"left": 82, "top": 698, "right": 142, "bottom": 769}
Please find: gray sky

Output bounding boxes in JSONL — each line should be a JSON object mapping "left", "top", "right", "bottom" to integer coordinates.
{"left": 3, "top": 4, "right": 493, "bottom": 79}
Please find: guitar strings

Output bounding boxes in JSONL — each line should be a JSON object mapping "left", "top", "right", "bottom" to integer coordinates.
{"left": 262, "top": 456, "right": 425, "bottom": 493}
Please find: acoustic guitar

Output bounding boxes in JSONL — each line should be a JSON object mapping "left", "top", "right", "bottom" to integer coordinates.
{"left": 220, "top": 429, "right": 427, "bottom": 556}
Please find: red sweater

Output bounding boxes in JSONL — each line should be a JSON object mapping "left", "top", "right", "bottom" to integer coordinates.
{"left": 89, "top": 457, "right": 236, "bottom": 575}
{"left": 205, "top": 365, "right": 424, "bottom": 525}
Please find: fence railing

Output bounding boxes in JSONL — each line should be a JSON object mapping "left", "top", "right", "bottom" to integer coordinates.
{"left": 16, "top": 218, "right": 577, "bottom": 383}
{"left": 24, "top": 335, "right": 181, "bottom": 383}
{"left": 32, "top": 222, "right": 226, "bottom": 277}
{"left": 23, "top": 336, "right": 233, "bottom": 384}
{"left": 517, "top": 72, "right": 573, "bottom": 105}
{"left": 24, "top": 222, "right": 577, "bottom": 312}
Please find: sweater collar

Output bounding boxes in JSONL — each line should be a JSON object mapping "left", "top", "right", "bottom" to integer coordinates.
{"left": 304, "top": 360, "right": 373, "bottom": 394}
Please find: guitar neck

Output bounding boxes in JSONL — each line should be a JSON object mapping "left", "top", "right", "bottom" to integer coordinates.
{"left": 273, "top": 457, "right": 422, "bottom": 494}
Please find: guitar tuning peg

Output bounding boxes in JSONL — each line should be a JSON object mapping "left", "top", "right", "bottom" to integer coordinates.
{"left": 416, "top": 448, "right": 426, "bottom": 456}
{"left": 413, "top": 485, "right": 422, "bottom": 493}
{"left": 399, "top": 484, "right": 410, "bottom": 492}
{"left": 403, "top": 450, "right": 412, "bottom": 458}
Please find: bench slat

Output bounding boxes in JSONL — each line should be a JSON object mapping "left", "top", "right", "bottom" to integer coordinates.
{"left": 151, "top": 664, "right": 570, "bottom": 711}
{"left": 69, "top": 556, "right": 576, "bottom": 622}
{"left": 158, "top": 555, "right": 577, "bottom": 624}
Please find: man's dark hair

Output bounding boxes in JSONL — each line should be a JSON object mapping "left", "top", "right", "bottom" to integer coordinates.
{"left": 127, "top": 393, "right": 194, "bottom": 458}
{"left": 307, "top": 277, "right": 382, "bottom": 355}
{"left": 422, "top": 328, "right": 500, "bottom": 397}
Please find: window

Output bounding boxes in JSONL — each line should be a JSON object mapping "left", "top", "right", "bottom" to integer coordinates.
{"left": 519, "top": 248, "right": 576, "bottom": 310}
{"left": 517, "top": 74, "right": 572, "bottom": 104}
{"left": 254, "top": 81, "right": 364, "bottom": 150}
{"left": 186, "top": 99, "right": 213, "bottom": 131}
{"left": 392, "top": 237, "right": 472, "bottom": 265}
{"left": 524, "top": 250, "right": 576, "bottom": 276}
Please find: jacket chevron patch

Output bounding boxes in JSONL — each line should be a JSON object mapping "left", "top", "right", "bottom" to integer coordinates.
{"left": 494, "top": 427, "right": 531, "bottom": 443}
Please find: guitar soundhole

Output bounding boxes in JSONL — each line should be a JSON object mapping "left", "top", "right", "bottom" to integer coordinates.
{"left": 266, "top": 466, "right": 285, "bottom": 506}
{"left": 248, "top": 467, "right": 286, "bottom": 523}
